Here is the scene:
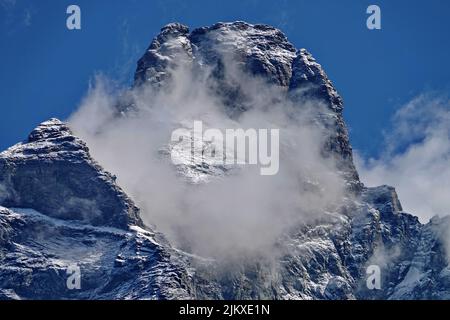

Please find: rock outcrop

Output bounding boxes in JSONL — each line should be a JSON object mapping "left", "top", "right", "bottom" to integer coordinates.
{"left": 0, "top": 119, "right": 142, "bottom": 229}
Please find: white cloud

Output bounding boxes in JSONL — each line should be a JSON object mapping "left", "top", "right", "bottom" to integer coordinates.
{"left": 69, "top": 61, "right": 346, "bottom": 260}
{"left": 23, "top": 7, "right": 32, "bottom": 27}
{"left": 356, "top": 93, "right": 450, "bottom": 222}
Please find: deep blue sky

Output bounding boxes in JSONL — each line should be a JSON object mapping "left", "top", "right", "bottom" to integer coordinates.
{"left": 1, "top": 0, "right": 449, "bottom": 157}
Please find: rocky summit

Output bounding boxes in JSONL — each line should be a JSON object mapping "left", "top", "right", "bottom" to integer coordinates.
{"left": 0, "top": 118, "right": 142, "bottom": 229}
{"left": 134, "top": 21, "right": 360, "bottom": 189}
{"left": 0, "top": 22, "right": 449, "bottom": 300}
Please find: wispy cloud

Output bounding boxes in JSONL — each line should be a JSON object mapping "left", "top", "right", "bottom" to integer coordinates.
{"left": 113, "top": 18, "right": 141, "bottom": 83}
{"left": 356, "top": 93, "right": 450, "bottom": 222}
{"left": 0, "top": 0, "right": 16, "bottom": 9}
{"left": 1, "top": 0, "right": 34, "bottom": 33}
{"left": 23, "top": 7, "right": 32, "bottom": 27}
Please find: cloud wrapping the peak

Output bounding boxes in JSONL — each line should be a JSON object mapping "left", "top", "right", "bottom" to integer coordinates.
{"left": 69, "top": 61, "right": 346, "bottom": 259}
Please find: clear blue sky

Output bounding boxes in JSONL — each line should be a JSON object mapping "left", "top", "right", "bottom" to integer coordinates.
{"left": 1, "top": 0, "right": 449, "bottom": 157}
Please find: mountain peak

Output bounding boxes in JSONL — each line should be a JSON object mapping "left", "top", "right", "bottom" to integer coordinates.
{"left": 27, "top": 118, "right": 70, "bottom": 142}
{"left": 133, "top": 21, "right": 361, "bottom": 189}
{"left": 160, "top": 22, "right": 189, "bottom": 35}
{"left": 0, "top": 119, "right": 143, "bottom": 229}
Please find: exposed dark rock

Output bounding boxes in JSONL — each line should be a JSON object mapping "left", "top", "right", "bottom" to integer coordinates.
{"left": 0, "top": 119, "right": 142, "bottom": 229}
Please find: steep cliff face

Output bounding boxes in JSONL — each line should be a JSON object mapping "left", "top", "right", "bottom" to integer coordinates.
{"left": 0, "top": 119, "right": 142, "bottom": 229}
{"left": 0, "top": 22, "right": 449, "bottom": 300}
{"left": 134, "top": 21, "right": 360, "bottom": 189}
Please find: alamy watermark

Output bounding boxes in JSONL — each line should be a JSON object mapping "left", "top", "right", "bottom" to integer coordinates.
{"left": 367, "top": 5, "right": 381, "bottom": 30}
{"left": 66, "top": 5, "right": 81, "bottom": 30}
{"left": 66, "top": 264, "right": 81, "bottom": 290}
{"left": 366, "top": 264, "right": 381, "bottom": 290}
{"left": 170, "top": 121, "right": 280, "bottom": 175}
{"left": 66, "top": 5, "right": 380, "bottom": 31}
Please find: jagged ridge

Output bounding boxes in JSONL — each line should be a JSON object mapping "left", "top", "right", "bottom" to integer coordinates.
{"left": 0, "top": 119, "right": 142, "bottom": 229}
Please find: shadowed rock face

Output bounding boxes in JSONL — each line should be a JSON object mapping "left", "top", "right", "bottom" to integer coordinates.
{"left": 0, "top": 119, "right": 142, "bottom": 229}
{"left": 0, "top": 206, "right": 197, "bottom": 300}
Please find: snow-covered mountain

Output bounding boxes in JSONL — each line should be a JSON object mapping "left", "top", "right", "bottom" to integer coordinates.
{"left": 0, "top": 22, "right": 449, "bottom": 300}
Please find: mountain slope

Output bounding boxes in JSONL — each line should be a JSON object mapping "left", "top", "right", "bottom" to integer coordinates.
{"left": 0, "top": 119, "right": 196, "bottom": 299}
